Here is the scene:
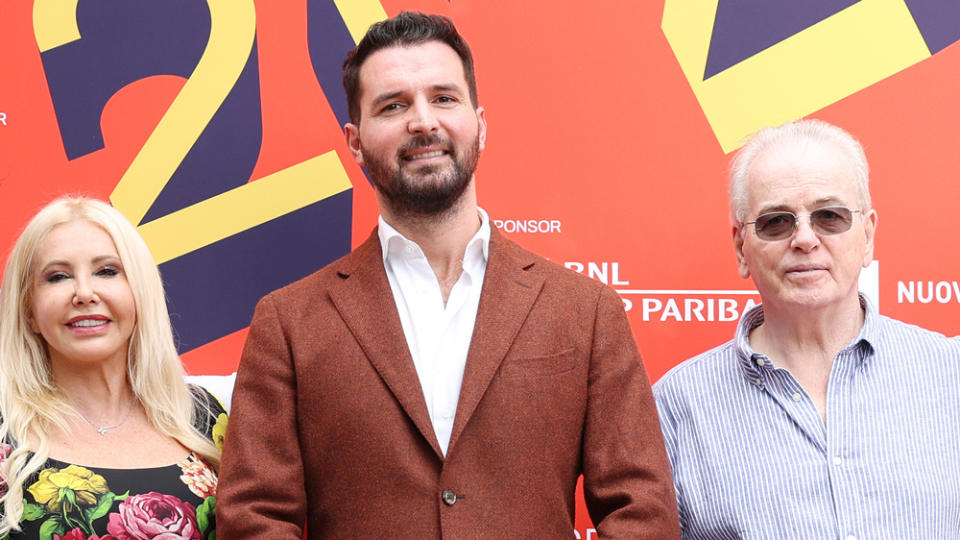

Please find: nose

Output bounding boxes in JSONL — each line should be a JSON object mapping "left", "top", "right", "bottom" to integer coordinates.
{"left": 790, "top": 215, "right": 820, "bottom": 252}
{"left": 72, "top": 276, "right": 100, "bottom": 305}
{"left": 407, "top": 99, "right": 439, "bottom": 134}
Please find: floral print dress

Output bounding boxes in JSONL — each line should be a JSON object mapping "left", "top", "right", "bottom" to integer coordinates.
{"left": 2, "top": 387, "right": 228, "bottom": 540}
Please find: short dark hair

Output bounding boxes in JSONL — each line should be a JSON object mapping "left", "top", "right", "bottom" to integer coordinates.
{"left": 342, "top": 11, "right": 478, "bottom": 124}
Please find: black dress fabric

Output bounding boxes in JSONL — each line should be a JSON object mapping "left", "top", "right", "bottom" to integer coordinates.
{"left": 4, "top": 386, "right": 226, "bottom": 540}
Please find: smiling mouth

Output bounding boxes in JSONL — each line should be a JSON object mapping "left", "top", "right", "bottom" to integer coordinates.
{"left": 403, "top": 149, "right": 447, "bottom": 161}
{"left": 68, "top": 319, "right": 109, "bottom": 328}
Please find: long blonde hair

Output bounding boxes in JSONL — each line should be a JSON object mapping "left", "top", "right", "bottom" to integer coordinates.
{"left": 0, "top": 196, "right": 220, "bottom": 534}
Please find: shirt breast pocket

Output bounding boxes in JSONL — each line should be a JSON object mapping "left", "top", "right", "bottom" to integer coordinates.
{"left": 499, "top": 347, "right": 577, "bottom": 378}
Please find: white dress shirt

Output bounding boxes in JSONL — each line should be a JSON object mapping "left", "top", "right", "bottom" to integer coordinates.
{"left": 378, "top": 209, "right": 490, "bottom": 456}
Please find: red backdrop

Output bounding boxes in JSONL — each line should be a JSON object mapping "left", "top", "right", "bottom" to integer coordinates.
{"left": 3, "top": 1, "right": 959, "bottom": 536}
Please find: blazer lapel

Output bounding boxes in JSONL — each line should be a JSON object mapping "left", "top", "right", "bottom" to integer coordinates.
{"left": 448, "top": 229, "right": 544, "bottom": 451}
{"left": 327, "top": 231, "right": 443, "bottom": 458}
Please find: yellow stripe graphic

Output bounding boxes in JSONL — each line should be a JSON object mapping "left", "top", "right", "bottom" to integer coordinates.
{"left": 111, "top": 0, "right": 257, "bottom": 225}
{"left": 663, "top": 0, "right": 929, "bottom": 152}
{"left": 33, "top": 0, "right": 81, "bottom": 52}
{"left": 137, "top": 151, "right": 352, "bottom": 264}
{"left": 334, "top": 0, "right": 388, "bottom": 44}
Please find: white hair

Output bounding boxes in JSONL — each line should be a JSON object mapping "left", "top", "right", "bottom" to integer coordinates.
{"left": 729, "top": 119, "right": 871, "bottom": 223}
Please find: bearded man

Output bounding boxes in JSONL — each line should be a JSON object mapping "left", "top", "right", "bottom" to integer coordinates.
{"left": 216, "top": 11, "right": 680, "bottom": 540}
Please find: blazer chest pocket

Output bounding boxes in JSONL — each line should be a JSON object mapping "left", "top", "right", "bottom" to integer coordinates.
{"left": 500, "top": 347, "right": 576, "bottom": 378}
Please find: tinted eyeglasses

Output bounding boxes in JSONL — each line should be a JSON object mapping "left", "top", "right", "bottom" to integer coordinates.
{"left": 745, "top": 206, "right": 862, "bottom": 241}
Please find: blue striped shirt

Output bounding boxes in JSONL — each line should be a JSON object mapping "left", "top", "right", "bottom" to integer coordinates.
{"left": 654, "top": 296, "right": 960, "bottom": 539}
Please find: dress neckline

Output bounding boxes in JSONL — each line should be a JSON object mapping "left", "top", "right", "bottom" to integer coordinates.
{"left": 40, "top": 451, "right": 198, "bottom": 472}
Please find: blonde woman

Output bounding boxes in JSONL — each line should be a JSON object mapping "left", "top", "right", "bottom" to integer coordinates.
{"left": 0, "top": 197, "right": 227, "bottom": 539}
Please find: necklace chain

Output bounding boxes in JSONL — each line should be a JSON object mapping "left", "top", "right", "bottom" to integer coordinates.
{"left": 74, "top": 397, "right": 136, "bottom": 436}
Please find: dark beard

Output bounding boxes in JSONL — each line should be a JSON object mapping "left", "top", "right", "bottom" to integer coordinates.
{"left": 363, "top": 134, "right": 479, "bottom": 219}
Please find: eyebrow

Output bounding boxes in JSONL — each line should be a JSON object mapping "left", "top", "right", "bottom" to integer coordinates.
{"left": 370, "top": 90, "right": 404, "bottom": 108}
{"left": 428, "top": 83, "right": 464, "bottom": 95}
{"left": 370, "top": 84, "right": 466, "bottom": 109}
{"left": 39, "top": 255, "right": 122, "bottom": 273}
{"left": 756, "top": 197, "right": 847, "bottom": 215}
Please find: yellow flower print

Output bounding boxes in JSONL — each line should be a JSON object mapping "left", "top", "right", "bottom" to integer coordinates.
{"left": 27, "top": 464, "right": 109, "bottom": 512}
{"left": 212, "top": 413, "right": 228, "bottom": 451}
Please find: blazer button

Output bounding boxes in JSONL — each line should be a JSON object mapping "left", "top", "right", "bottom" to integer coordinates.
{"left": 441, "top": 489, "right": 458, "bottom": 506}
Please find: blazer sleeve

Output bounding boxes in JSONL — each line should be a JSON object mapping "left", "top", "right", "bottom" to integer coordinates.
{"left": 581, "top": 285, "right": 682, "bottom": 539}
{"left": 215, "top": 294, "right": 307, "bottom": 539}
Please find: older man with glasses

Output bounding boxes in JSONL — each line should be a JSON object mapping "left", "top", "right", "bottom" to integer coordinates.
{"left": 653, "top": 119, "right": 960, "bottom": 539}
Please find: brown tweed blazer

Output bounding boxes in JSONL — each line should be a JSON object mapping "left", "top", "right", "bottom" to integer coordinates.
{"left": 216, "top": 227, "right": 680, "bottom": 539}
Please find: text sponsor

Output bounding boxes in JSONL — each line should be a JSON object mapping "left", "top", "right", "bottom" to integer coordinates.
{"left": 0, "top": 112, "right": 6, "bottom": 126}
{"left": 494, "top": 218, "right": 562, "bottom": 233}
{"left": 897, "top": 281, "right": 960, "bottom": 304}
{"left": 564, "top": 261, "right": 760, "bottom": 320}
{"left": 574, "top": 528, "right": 597, "bottom": 539}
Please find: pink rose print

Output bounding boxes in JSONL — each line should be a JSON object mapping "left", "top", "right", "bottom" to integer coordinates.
{"left": 0, "top": 443, "right": 11, "bottom": 497}
{"left": 106, "top": 492, "right": 201, "bottom": 539}
{"left": 54, "top": 528, "right": 114, "bottom": 540}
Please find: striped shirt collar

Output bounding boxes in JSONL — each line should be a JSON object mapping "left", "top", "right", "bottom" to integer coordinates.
{"left": 734, "top": 293, "right": 880, "bottom": 381}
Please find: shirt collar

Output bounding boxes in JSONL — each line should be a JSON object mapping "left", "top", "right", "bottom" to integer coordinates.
{"left": 378, "top": 208, "right": 491, "bottom": 267}
{"left": 854, "top": 293, "right": 881, "bottom": 355}
{"left": 735, "top": 293, "right": 879, "bottom": 379}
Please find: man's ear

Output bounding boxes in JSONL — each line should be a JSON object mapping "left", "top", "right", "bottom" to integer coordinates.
{"left": 861, "top": 208, "right": 878, "bottom": 268}
{"left": 733, "top": 224, "right": 750, "bottom": 279}
{"left": 344, "top": 123, "right": 364, "bottom": 167}
{"left": 476, "top": 106, "right": 487, "bottom": 152}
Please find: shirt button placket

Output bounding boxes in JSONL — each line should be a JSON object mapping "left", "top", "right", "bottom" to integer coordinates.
{"left": 826, "top": 353, "right": 859, "bottom": 540}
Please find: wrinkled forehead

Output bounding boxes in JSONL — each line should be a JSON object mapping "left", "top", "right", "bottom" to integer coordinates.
{"left": 746, "top": 138, "right": 860, "bottom": 209}
{"left": 358, "top": 41, "right": 467, "bottom": 96}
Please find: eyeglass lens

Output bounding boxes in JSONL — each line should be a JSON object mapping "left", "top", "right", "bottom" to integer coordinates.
{"left": 753, "top": 206, "right": 855, "bottom": 241}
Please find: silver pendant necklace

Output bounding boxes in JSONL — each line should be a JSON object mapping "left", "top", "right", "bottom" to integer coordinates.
{"left": 75, "top": 397, "right": 137, "bottom": 436}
